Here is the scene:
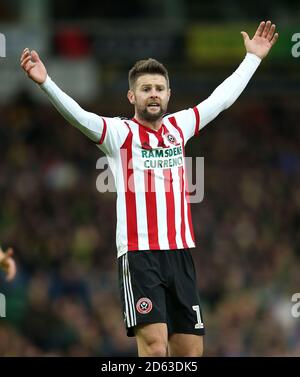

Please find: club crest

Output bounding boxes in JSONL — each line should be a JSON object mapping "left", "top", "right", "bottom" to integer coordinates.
{"left": 136, "top": 297, "right": 153, "bottom": 314}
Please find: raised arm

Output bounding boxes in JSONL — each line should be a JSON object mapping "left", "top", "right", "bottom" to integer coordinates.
{"left": 20, "top": 48, "right": 103, "bottom": 142}
{"left": 198, "top": 21, "right": 278, "bottom": 129}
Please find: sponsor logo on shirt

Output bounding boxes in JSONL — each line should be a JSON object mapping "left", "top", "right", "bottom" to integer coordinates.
{"left": 141, "top": 145, "right": 183, "bottom": 170}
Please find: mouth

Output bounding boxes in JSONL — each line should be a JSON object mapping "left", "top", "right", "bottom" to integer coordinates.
{"left": 147, "top": 102, "right": 160, "bottom": 110}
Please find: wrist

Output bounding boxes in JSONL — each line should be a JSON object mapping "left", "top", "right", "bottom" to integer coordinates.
{"left": 245, "top": 52, "right": 262, "bottom": 64}
{"left": 39, "top": 75, "right": 50, "bottom": 87}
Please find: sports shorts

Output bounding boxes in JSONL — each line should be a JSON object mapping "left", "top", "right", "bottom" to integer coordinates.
{"left": 118, "top": 249, "right": 205, "bottom": 337}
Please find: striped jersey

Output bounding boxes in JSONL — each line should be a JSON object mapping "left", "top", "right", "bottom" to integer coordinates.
{"left": 97, "top": 107, "right": 201, "bottom": 258}
{"left": 40, "top": 53, "right": 261, "bottom": 258}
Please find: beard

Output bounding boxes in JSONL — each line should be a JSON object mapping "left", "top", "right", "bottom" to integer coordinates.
{"left": 136, "top": 104, "right": 167, "bottom": 122}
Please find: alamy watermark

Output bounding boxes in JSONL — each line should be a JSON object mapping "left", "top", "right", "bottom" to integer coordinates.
{"left": 96, "top": 154, "right": 205, "bottom": 204}
{"left": 0, "top": 293, "right": 6, "bottom": 318}
{"left": 291, "top": 33, "right": 300, "bottom": 58}
{"left": 0, "top": 33, "right": 6, "bottom": 57}
{"left": 291, "top": 293, "right": 300, "bottom": 318}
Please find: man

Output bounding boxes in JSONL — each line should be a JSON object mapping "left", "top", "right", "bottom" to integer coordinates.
{"left": 20, "top": 21, "right": 278, "bottom": 357}
{"left": 0, "top": 247, "right": 16, "bottom": 282}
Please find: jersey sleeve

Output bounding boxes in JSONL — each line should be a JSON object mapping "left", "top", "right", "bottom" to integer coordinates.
{"left": 196, "top": 53, "right": 261, "bottom": 130}
{"left": 40, "top": 76, "right": 129, "bottom": 156}
{"left": 165, "top": 106, "right": 201, "bottom": 144}
{"left": 166, "top": 53, "right": 261, "bottom": 144}
{"left": 96, "top": 117, "right": 129, "bottom": 156}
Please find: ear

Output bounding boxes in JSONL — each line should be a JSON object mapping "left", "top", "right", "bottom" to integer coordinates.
{"left": 127, "top": 90, "right": 135, "bottom": 105}
{"left": 168, "top": 88, "right": 171, "bottom": 101}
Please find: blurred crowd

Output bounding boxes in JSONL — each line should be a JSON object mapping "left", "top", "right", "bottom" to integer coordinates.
{"left": 1, "top": 89, "right": 300, "bottom": 356}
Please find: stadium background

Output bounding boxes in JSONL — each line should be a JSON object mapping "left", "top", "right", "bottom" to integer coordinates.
{"left": 1, "top": 0, "right": 300, "bottom": 356}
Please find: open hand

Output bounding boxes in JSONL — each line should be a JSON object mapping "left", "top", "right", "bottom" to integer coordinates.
{"left": 20, "top": 48, "right": 47, "bottom": 84}
{"left": 241, "top": 21, "right": 279, "bottom": 59}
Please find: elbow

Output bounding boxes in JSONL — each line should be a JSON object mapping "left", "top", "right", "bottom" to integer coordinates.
{"left": 223, "top": 97, "right": 237, "bottom": 110}
{"left": 223, "top": 100, "right": 231, "bottom": 110}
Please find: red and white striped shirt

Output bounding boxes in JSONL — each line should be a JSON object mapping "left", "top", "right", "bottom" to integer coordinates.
{"left": 99, "top": 107, "right": 201, "bottom": 256}
{"left": 40, "top": 53, "right": 261, "bottom": 258}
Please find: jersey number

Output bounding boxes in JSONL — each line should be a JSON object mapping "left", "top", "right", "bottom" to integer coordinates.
{"left": 192, "top": 305, "right": 204, "bottom": 329}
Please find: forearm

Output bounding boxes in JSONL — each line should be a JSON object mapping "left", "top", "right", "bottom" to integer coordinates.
{"left": 198, "top": 53, "right": 261, "bottom": 129}
{"left": 40, "top": 76, "right": 103, "bottom": 142}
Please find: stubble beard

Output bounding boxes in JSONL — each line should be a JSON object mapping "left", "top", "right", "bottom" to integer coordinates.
{"left": 137, "top": 105, "right": 167, "bottom": 123}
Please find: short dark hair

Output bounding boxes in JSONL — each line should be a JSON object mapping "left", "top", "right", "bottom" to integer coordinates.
{"left": 128, "top": 58, "right": 169, "bottom": 89}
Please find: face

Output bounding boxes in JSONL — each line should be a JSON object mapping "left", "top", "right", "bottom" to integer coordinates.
{"left": 127, "top": 74, "right": 171, "bottom": 122}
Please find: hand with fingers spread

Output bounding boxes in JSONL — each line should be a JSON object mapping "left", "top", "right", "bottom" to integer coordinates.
{"left": 20, "top": 48, "right": 47, "bottom": 84}
{"left": 241, "top": 20, "right": 279, "bottom": 59}
{"left": 0, "top": 247, "right": 16, "bottom": 282}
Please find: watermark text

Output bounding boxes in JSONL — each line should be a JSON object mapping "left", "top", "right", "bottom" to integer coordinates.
{"left": 96, "top": 154, "right": 204, "bottom": 204}
{"left": 0, "top": 293, "right": 6, "bottom": 317}
{"left": 291, "top": 293, "right": 300, "bottom": 318}
{"left": 0, "top": 33, "right": 6, "bottom": 57}
{"left": 292, "top": 33, "right": 300, "bottom": 58}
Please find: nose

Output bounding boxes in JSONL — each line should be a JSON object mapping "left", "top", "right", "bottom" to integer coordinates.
{"left": 149, "top": 90, "right": 159, "bottom": 97}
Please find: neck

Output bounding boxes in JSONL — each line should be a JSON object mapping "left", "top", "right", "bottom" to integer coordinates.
{"left": 134, "top": 114, "right": 163, "bottom": 131}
